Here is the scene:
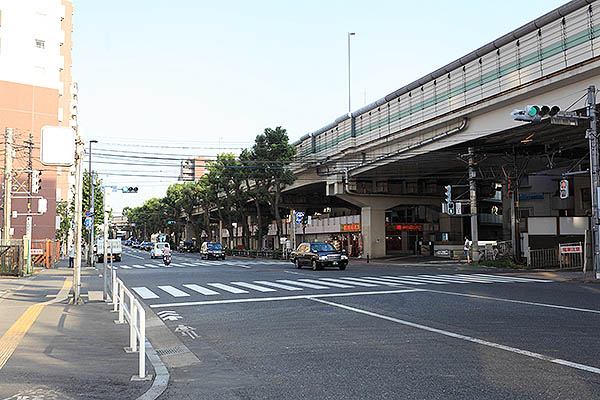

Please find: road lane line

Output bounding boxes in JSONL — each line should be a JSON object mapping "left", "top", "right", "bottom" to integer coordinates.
{"left": 320, "top": 278, "right": 378, "bottom": 287}
{"left": 422, "top": 288, "right": 600, "bottom": 314}
{"left": 276, "top": 280, "right": 329, "bottom": 289}
{"left": 254, "top": 281, "right": 304, "bottom": 291}
{"left": 207, "top": 283, "right": 248, "bottom": 294}
{"left": 150, "top": 289, "right": 421, "bottom": 308}
{"left": 157, "top": 286, "right": 190, "bottom": 297}
{"left": 132, "top": 287, "right": 160, "bottom": 299}
{"left": 310, "top": 297, "right": 600, "bottom": 376}
{"left": 182, "top": 284, "right": 219, "bottom": 296}
{"left": 300, "top": 279, "right": 354, "bottom": 288}
{"left": 230, "top": 282, "right": 277, "bottom": 292}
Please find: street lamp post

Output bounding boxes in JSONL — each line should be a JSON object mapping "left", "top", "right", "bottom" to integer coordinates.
{"left": 88, "top": 140, "right": 98, "bottom": 267}
{"left": 347, "top": 32, "right": 356, "bottom": 115}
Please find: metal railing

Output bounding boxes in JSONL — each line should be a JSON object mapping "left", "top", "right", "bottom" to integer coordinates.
{"left": 528, "top": 248, "right": 559, "bottom": 268}
{"left": 113, "top": 275, "right": 147, "bottom": 380}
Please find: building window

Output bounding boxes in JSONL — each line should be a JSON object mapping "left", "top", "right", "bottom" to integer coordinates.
{"left": 35, "top": 39, "right": 45, "bottom": 49}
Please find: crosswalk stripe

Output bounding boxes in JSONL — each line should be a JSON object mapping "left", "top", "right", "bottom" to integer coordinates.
{"left": 119, "top": 265, "right": 132, "bottom": 269}
{"left": 144, "top": 264, "right": 160, "bottom": 268}
{"left": 436, "top": 274, "right": 493, "bottom": 284}
{"left": 320, "top": 278, "right": 378, "bottom": 287}
{"left": 413, "top": 274, "right": 470, "bottom": 284}
{"left": 475, "top": 274, "right": 553, "bottom": 283}
{"left": 183, "top": 284, "right": 219, "bottom": 296}
{"left": 230, "top": 282, "right": 277, "bottom": 292}
{"left": 300, "top": 279, "right": 354, "bottom": 288}
{"left": 453, "top": 274, "right": 511, "bottom": 283}
{"left": 276, "top": 280, "right": 329, "bottom": 289}
{"left": 365, "top": 277, "right": 427, "bottom": 286}
{"left": 170, "top": 263, "right": 185, "bottom": 267}
{"left": 382, "top": 275, "right": 451, "bottom": 285}
{"left": 157, "top": 285, "right": 190, "bottom": 297}
{"left": 181, "top": 263, "right": 195, "bottom": 267}
{"left": 131, "top": 265, "right": 146, "bottom": 269}
{"left": 341, "top": 277, "right": 400, "bottom": 286}
{"left": 208, "top": 283, "right": 249, "bottom": 294}
{"left": 254, "top": 281, "right": 304, "bottom": 291}
{"left": 132, "top": 287, "right": 159, "bottom": 299}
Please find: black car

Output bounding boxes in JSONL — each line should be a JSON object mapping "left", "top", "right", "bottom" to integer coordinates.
{"left": 178, "top": 241, "right": 195, "bottom": 253}
{"left": 290, "top": 242, "right": 348, "bottom": 270}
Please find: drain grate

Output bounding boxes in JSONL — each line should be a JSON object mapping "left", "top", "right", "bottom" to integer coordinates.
{"left": 156, "top": 346, "right": 188, "bottom": 356}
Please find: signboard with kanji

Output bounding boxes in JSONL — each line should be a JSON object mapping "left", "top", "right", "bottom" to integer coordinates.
{"left": 559, "top": 244, "right": 582, "bottom": 254}
{"left": 340, "top": 223, "right": 361, "bottom": 232}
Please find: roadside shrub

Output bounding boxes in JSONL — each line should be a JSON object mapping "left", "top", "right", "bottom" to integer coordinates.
{"left": 477, "top": 257, "right": 520, "bottom": 269}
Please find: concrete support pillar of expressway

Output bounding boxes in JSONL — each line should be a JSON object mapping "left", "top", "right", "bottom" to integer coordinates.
{"left": 360, "top": 206, "right": 387, "bottom": 258}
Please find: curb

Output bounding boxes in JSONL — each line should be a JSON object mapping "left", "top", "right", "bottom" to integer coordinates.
{"left": 135, "top": 340, "right": 169, "bottom": 400}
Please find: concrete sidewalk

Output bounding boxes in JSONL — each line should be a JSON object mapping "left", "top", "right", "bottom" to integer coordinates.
{"left": 0, "top": 262, "right": 153, "bottom": 400}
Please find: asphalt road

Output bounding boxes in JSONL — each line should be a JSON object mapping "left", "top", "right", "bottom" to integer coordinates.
{"left": 113, "top": 246, "right": 600, "bottom": 400}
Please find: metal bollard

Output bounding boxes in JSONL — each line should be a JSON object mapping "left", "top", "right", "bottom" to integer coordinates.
{"left": 138, "top": 306, "right": 146, "bottom": 378}
{"left": 130, "top": 296, "right": 137, "bottom": 352}
{"left": 118, "top": 284, "right": 125, "bottom": 323}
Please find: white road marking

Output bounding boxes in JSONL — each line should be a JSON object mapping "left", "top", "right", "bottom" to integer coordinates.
{"left": 157, "top": 285, "right": 190, "bottom": 297}
{"left": 128, "top": 254, "right": 145, "bottom": 259}
{"left": 254, "top": 281, "right": 304, "bottom": 291}
{"left": 208, "top": 283, "right": 248, "bottom": 294}
{"left": 423, "top": 288, "right": 600, "bottom": 314}
{"left": 181, "top": 263, "right": 195, "bottom": 267}
{"left": 382, "top": 275, "right": 451, "bottom": 285}
{"left": 310, "top": 297, "right": 600, "bottom": 376}
{"left": 145, "top": 264, "right": 160, "bottom": 268}
{"left": 436, "top": 274, "right": 494, "bottom": 284}
{"left": 182, "top": 284, "right": 220, "bottom": 296}
{"left": 119, "top": 265, "right": 132, "bottom": 269}
{"left": 410, "top": 275, "right": 469, "bottom": 284}
{"left": 132, "top": 287, "right": 160, "bottom": 299}
{"left": 230, "top": 282, "right": 277, "bottom": 292}
{"left": 300, "top": 279, "right": 354, "bottom": 288}
{"left": 150, "top": 289, "right": 421, "bottom": 308}
{"left": 131, "top": 264, "right": 146, "bottom": 269}
{"left": 277, "top": 280, "right": 329, "bottom": 289}
{"left": 341, "top": 277, "right": 401, "bottom": 286}
{"left": 364, "top": 276, "right": 426, "bottom": 286}
{"left": 475, "top": 273, "right": 554, "bottom": 283}
{"left": 171, "top": 263, "right": 185, "bottom": 267}
{"left": 320, "top": 278, "right": 378, "bottom": 287}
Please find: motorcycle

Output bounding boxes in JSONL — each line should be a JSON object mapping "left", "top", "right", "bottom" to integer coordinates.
{"left": 163, "top": 253, "right": 171, "bottom": 266}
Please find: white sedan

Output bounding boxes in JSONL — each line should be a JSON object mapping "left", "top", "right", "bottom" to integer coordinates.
{"left": 151, "top": 242, "right": 170, "bottom": 259}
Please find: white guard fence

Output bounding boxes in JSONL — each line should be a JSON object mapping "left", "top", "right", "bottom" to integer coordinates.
{"left": 111, "top": 268, "right": 147, "bottom": 380}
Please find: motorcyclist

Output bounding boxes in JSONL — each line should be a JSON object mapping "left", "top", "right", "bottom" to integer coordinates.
{"left": 162, "top": 246, "right": 172, "bottom": 264}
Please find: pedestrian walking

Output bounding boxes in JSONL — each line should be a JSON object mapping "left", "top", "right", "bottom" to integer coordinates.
{"left": 464, "top": 236, "right": 471, "bottom": 264}
{"left": 69, "top": 245, "right": 74, "bottom": 268}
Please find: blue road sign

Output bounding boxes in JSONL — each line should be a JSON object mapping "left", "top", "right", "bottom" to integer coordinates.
{"left": 295, "top": 212, "right": 304, "bottom": 224}
{"left": 84, "top": 217, "right": 93, "bottom": 228}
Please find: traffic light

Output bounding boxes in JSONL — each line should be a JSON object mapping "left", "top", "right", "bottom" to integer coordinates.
{"left": 559, "top": 179, "right": 569, "bottom": 199}
{"left": 301, "top": 213, "right": 308, "bottom": 225}
{"left": 511, "top": 105, "right": 560, "bottom": 122}
{"left": 448, "top": 201, "right": 455, "bottom": 215}
{"left": 167, "top": 220, "right": 176, "bottom": 225}
{"left": 32, "top": 170, "right": 42, "bottom": 193}
{"left": 122, "top": 186, "right": 138, "bottom": 193}
{"left": 444, "top": 185, "right": 452, "bottom": 203}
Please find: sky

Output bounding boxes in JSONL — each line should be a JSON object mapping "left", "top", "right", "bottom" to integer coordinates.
{"left": 72, "top": 0, "right": 569, "bottom": 213}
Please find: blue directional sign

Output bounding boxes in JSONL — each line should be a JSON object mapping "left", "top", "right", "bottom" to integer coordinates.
{"left": 84, "top": 217, "right": 93, "bottom": 228}
{"left": 295, "top": 212, "right": 304, "bottom": 224}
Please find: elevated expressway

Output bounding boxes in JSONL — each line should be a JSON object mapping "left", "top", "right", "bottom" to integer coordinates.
{"left": 285, "top": 0, "right": 599, "bottom": 257}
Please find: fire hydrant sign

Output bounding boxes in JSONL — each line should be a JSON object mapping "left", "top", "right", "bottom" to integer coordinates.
{"left": 559, "top": 245, "right": 582, "bottom": 254}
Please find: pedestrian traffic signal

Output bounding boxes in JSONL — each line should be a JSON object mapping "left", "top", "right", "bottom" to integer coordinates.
{"left": 32, "top": 170, "right": 42, "bottom": 193}
{"left": 444, "top": 185, "right": 452, "bottom": 203}
{"left": 122, "top": 186, "right": 138, "bottom": 193}
{"left": 559, "top": 179, "right": 569, "bottom": 199}
{"left": 511, "top": 105, "right": 560, "bottom": 122}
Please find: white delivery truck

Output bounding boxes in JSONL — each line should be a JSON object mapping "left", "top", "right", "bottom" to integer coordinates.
{"left": 96, "top": 239, "right": 122, "bottom": 262}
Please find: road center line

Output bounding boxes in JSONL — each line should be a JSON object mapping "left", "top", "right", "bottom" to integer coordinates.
{"left": 149, "top": 289, "right": 422, "bottom": 308}
{"left": 309, "top": 297, "right": 600, "bottom": 376}
{"left": 421, "top": 288, "right": 600, "bottom": 314}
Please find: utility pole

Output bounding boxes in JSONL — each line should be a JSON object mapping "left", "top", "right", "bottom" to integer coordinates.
{"left": 72, "top": 132, "right": 84, "bottom": 304}
{"left": 103, "top": 189, "right": 108, "bottom": 300}
{"left": 586, "top": 85, "right": 600, "bottom": 279}
{"left": 26, "top": 133, "right": 34, "bottom": 274}
{"left": 3, "top": 128, "right": 13, "bottom": 245}
{"left": 468, "top": 147, "right": 479, "bottom": 262}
